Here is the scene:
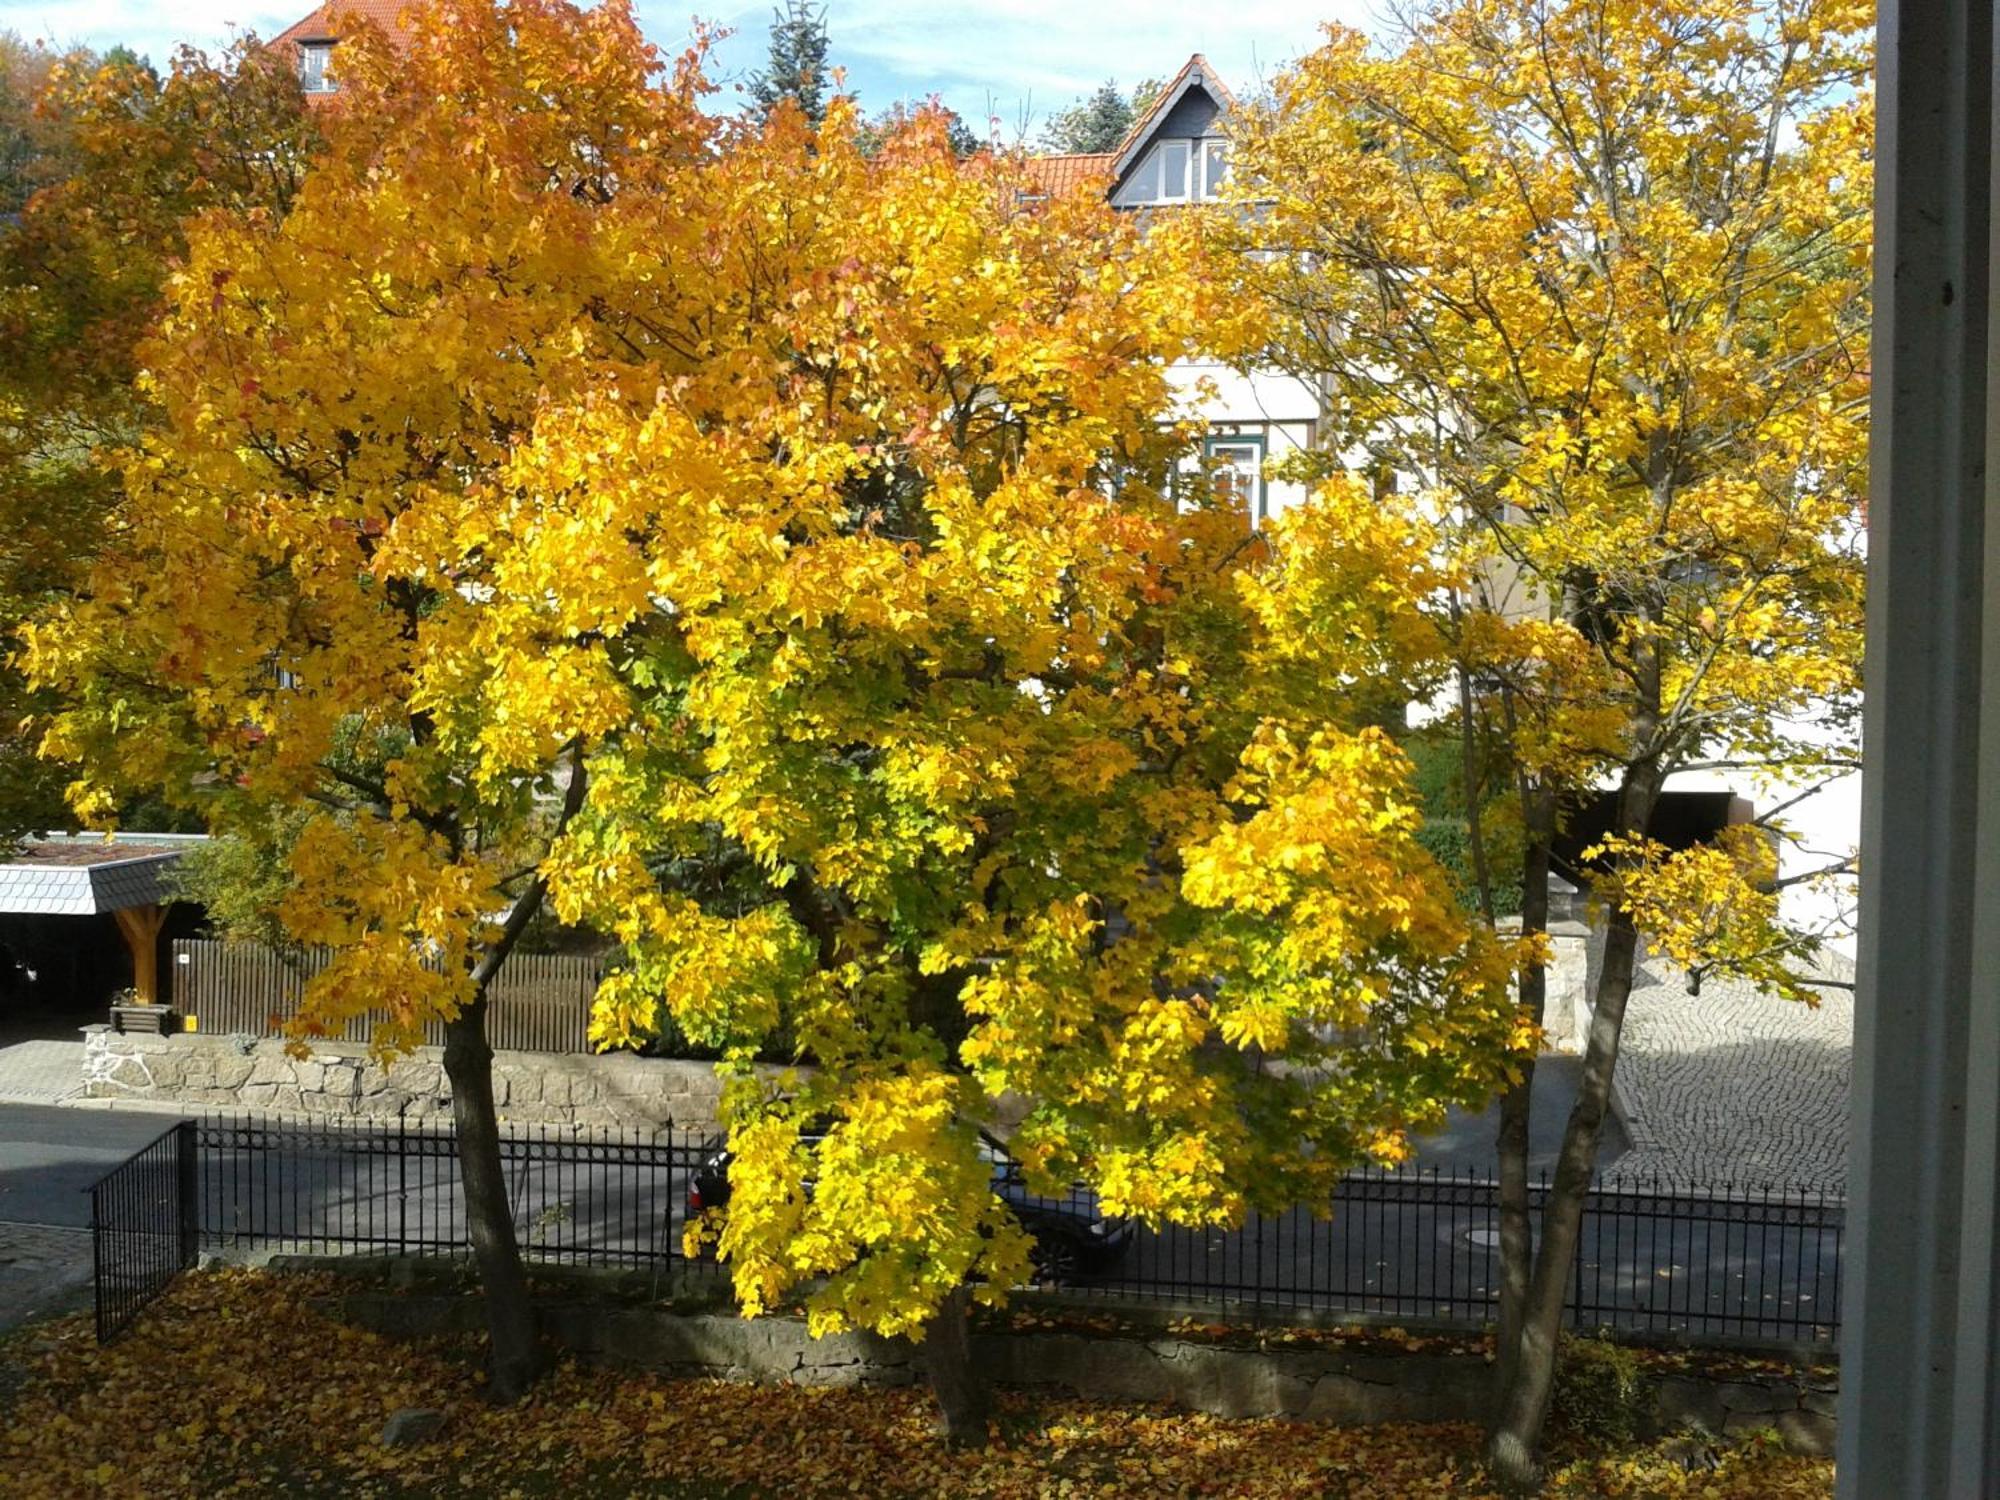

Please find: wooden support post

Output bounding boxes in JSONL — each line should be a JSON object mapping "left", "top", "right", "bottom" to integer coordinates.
{"left": 111, "top": 903, "right": 167, "bottom": 1004}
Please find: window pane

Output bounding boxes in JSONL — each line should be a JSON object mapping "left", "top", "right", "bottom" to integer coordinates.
{"left": 1129, "top": 148, "right": 1159, "bottom": 202}
{"left": 300, "top": 44, "right": 333, "bottom": 92}
{"left": 1161, "top": 141, "right": 1190, "bottom": 198}
{"left": 1206, "top": 441, "right": 1262, "bottom": 512}
{"left": 1204, "top": 141, "right": 1229, "bottom": 197}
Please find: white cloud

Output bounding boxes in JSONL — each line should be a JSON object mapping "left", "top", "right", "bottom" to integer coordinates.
{"left": 693, "top": 0, "right": 1368, "bottom": 133}
{"left": 0, "top": 0, "right": 301, "bottom": 65}
{"left": 2, "top": 0, "right": 1370, "bottom": 139}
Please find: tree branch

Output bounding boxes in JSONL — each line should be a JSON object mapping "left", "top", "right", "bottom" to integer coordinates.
{"left": 470, "top": 742, "right": 590, "bottom": 992}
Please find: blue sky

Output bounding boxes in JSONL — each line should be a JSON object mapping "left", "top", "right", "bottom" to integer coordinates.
{"left": 0, "top": 1, "right": 1360, "bottom": 141}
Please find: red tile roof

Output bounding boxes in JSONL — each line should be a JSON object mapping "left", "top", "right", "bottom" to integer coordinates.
{"left": 272, "top": 0, "right": 414, "bottom": 52}
{"left": 1020, "top": 152, "right": 1115, "bottom": 197}
{"left": 1023, "top": 55, "right": 1237, "bottom": 203}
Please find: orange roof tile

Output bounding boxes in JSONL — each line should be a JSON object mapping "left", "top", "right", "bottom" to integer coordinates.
{"left": 1020, "top": 152, "right": 1116, "bottom": 197}
{"left": 272, "top": 0, "right": 414, "bottom": 52}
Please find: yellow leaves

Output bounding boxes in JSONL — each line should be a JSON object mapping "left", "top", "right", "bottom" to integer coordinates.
{"left": 273, "top": 814, "right": 499, "bottom": 1057}
{"left": 1225, "top": 992, "right": 1319, "bottom": 1054}
{"left": 1220, "top": 0, "right": 1871, "bottom": 853}
{"left": 711, "top": 1068, "right": 1037, "bottom": 1339}
{"left": 1589, "top": 827, "right": 1830, "bottom": 1005}
{"left": 1182, "top": 723, "right": 1425, "bottom": 920}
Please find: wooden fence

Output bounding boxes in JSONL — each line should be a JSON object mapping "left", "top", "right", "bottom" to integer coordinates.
{"left": 170, "top": 939, "right": 603, "bottom": 1054}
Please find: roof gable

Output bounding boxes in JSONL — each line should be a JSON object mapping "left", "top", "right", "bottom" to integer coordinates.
{"left": 1109, "top": 55, "right": 1237, "bottom": 182}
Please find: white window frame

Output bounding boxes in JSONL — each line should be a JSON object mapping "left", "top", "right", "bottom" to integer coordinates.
{"left": 1202, "top": 139, "right": 1229, "bottom": 198}
{"left": 1203, "top": 432, "right": 1268, "bottom": 521}
{"left": 299, "top": 41, "right": 336, "bottom": 94}
{"left": 1155, "top": 140, "right": 1192, "bottom": 203}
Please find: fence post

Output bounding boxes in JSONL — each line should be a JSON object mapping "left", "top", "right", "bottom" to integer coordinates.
{"left": 398, "top": 1114, "right": 408, "bottom": 1253}
{"left": 90, "top": 1177, "right": 107, "bottom": 1345}
{"left": 1571, "top": 1178, "right": 1588, "bottom": 1329}
{"left": 176, "top": 1120, "right": 198, "bottom": 1269}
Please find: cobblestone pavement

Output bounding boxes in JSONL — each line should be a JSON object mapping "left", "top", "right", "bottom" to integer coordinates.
{"left": 0, "top": 1221, "right": 93, "bottom": 1338}
{"left": 0, "top": 1041, "right": 83, "bottom": 1106}
{"left": 1606, "top": 947, "right": 1853, "bottom": 1193}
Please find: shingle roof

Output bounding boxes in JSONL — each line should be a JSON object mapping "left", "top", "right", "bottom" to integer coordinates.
{"left": 1112, "top": 55, "right": 1238, "bottom": 163}
{"left": 1020, "top": 152, "right": 1117, "bottom": 198}
{"left": 0, "top": 835, "right": 204, "bottom": 916}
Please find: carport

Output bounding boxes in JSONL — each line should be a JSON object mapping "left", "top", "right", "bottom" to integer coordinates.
{"left": 0, "top": 834, "right": 205, "bottom": 1031}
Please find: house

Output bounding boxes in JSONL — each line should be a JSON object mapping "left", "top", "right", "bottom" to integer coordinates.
{"left": 264, "top": 18, "right": 1317, "bottom": 518}
{"left": 1026, "top": 55, "right": 1325, "bottom": 525}
{"left": 271, "top": 0, "right": 413, "bottom": 98}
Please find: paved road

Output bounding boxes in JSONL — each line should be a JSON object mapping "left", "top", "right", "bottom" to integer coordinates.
{"left": 1408, "top": 1055, "right": 1631, "bottom": 1175}
{"left": 0, "top": 1102, "right": 191, "bottom": 1228}
{"left": 0, "top": 1104, "right": 191, "bottom": 1336}
{"left": 1612, "top": 951, "right": 1852, "bottom": 1192}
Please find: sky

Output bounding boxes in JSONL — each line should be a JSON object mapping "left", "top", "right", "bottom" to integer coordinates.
{"left": 0, "top": 1, "right": 1359, "bottom": 142}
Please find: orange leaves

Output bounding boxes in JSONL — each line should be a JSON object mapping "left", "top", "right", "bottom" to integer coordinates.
{"left": 0, "top": 1270, "right": 1833, "bottom": 1499}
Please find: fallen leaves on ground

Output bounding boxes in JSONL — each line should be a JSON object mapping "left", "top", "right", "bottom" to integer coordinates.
{"left": 0, "top": 1269, "right": 1832, "bottom": 1497}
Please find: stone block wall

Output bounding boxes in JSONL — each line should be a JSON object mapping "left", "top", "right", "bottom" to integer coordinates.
{"left": 81, "top": 1026, "right": 729, "bottom": 1129}
{"left": 1499, "top": 908, "right": 1595, "bottom": 1053}
{"left": 312, "top": 1273, "right": 1837, "bottom": 1453}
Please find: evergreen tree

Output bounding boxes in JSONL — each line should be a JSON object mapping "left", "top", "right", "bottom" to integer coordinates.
{"left": 750, "top": 0, "right": 830, "bottom": 128}
{"left": 1039, "top": 78, "right": 1160, "bottom": 154}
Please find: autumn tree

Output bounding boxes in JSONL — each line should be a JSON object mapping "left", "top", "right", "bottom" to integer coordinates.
{"left": 0, "top": 38, "right": 314, "bottom": 847}
{"left": 1, "top": 34, "right": 67, "bottom": 215}
{"left": 1220, "top": 0, "right": 1870, "bottom": 1484}
{"left": 24, "top": 0, "right": 697, "bottom": 1398}
{"left": 487, "top": 93, "right": 1526, "bottom": 1447}
{"left": 856, "top": 98, "right": 981, "bottom": 158}
{"left": 30, "top": 0, "right": 1529, "bottom": 1433}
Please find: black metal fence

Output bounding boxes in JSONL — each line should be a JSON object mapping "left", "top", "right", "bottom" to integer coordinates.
{"left": 91, "top": 1120, "right": 199, "bottom": 1343}
{"left": 1042, "top": 1168, "right": 1843, "bottom": 1344}
{"left": 180, "top": 1116, "right": 1844, "bottom": 1345}
{"left": 198, "top": 1117, "right": 719, "bottom": 1271}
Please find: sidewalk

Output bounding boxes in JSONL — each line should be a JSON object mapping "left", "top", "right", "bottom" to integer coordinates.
{"left": 0, "top": 1221, "right": 93, "bottom": 1337}
{"left": 1605, "top": 949, "right": 1853, "bottom": 1193}
{"left": 0, "top": 1040, "right": 83, "bottom": 1106}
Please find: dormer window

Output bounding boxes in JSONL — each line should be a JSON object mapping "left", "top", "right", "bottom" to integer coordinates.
{"left": 1128, "top": 138, "right": 1229, "bottom": 204}
{"left": 299, "top": 41, "right": 336, "bottom": 93}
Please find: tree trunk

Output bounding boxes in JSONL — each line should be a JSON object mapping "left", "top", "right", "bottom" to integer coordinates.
{"left": 924, "top": 1284, "right": 990, "bottom": 1446}
{"left": 1487, "top": 780, "right": 1656, "bottom": 1492}
{"left": 1492, "top": 793, "right": 1553, "bottom": 1420}
{"left": 443, "top": 995, "right": 541, "bottom": 1403}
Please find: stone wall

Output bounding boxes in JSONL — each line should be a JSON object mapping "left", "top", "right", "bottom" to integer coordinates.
{"left": 307, "top": 1266, "right": 1836, "bottom": 1453}
{"left": 81, "top": 1026, "right": 728, "bottom": 1128}
{"left": 1500, "top": 875, "right": 1595, "bottom": 1053}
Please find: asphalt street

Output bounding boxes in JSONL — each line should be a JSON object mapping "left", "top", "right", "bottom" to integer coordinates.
{"left": 1409, "top": 1054, "right": 1631, "bottom": 1173}
{"left": 0, "top": 1102, "right": 191, "bottom": 1228}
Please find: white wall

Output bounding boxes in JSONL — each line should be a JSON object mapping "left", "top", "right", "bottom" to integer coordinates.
{"left": 1166, "top": 360, "right": 1324, "bottom": 520}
